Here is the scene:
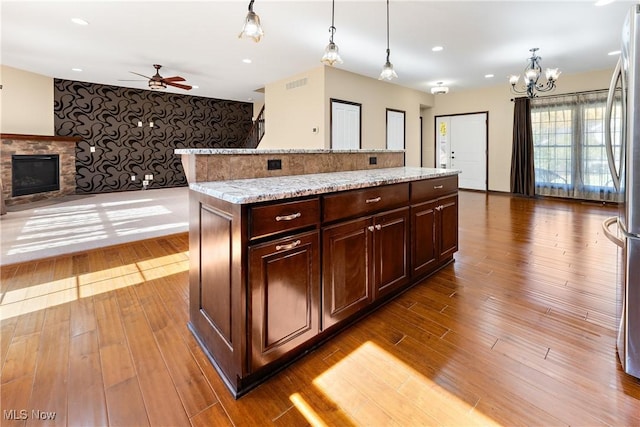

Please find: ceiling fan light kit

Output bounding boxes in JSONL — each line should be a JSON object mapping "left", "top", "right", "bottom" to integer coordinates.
{"left": 128, "top": 64, "right": 192, "bottom": 92}
{"left": 239, "top": 0, "right": 264, "bottom": 43}
{"left": 509, "top": 48, "right": 560, "bottom": 98}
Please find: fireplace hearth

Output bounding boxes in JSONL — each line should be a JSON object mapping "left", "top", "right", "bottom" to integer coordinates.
{"left": 12, "top": 154, "right": 60, "bottom": 197}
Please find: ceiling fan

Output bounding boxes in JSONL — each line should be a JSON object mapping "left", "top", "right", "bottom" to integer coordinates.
{"left": 127, "top": 64, "right": 192, "bottom": 91}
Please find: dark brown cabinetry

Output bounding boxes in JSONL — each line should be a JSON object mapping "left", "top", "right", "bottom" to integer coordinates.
{"left": 189, "top": 174, "right": 458, "bottom": 398}
{"left": 411, "top": 176, "right": 458, "bottom": 278}
{"left": 248, "top": 230, "right": 320, "bottom": 371}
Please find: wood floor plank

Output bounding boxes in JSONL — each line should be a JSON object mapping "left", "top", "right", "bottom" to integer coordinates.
{"left": 67, "top": 330, "right": 108, "bottom": 426}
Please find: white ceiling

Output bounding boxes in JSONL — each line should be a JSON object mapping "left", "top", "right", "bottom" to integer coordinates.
{"left": 1, "top": 0, "right": 636, "bottom": 103}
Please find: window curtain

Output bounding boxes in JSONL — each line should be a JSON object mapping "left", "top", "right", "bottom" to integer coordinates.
{"left": 510, "top": 97, "right": 535, "bottom": 196}
{"left": 531, "top": 90, "right": 622, "bottom": 202}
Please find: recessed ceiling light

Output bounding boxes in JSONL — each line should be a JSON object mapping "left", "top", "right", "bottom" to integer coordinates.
{"left": 72, "top": 68, "right": 83, "bottom": 72}
{"left": 594, "top": 0, "right": 615, "bottom": 6}
{"left": 248, "top": 97, "right": 254, "bottom": 102}
{"left": 242, "top": 58, "right": 252, "bottom": 64}
{"left": 71, "top": 18, "right": 89, "bottom": 26}
{"left": 485, "top": 74, "right": 494, "bottom": 78}
{"left": 432, "top": 46, "right": 444, "bottom": 52}
{"left": 608, "top": 50, "right": 621, "bottom": 56}
{"left": 191, "top": 85, "right": 199, "bottom": 89}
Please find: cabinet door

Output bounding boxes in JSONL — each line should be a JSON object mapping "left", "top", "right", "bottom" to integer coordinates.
{"left": 411, "top": 201, "right": 438, "bottom": 278}
{"left": 248, "top": 230, "right": 319, "bottom": 371}
{"left": 438, "top": 194, "right": 458, "bottom": 260}
{"left": 374, "top": 207, "right": 410, "bottom": 299}
{"left": 322, "top": 217, "right": 373, "bottom": 330}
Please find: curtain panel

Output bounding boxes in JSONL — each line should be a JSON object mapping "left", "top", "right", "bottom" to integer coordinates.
{"left": 510, "top": 97, "right": 535, "bottom": 196}
{"left": 530, "top": 90, "right": 622, "bottom": 202}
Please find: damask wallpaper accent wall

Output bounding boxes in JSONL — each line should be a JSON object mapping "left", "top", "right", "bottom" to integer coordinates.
{"left": 54, "top": 79, "right": 252, "bottom": 194}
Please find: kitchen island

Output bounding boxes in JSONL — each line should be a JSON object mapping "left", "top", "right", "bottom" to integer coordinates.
{"left": 187, "top": 167, "right": 459, "bottom": 397}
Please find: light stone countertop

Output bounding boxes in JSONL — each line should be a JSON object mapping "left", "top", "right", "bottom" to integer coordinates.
{"left": 189, "top": 167, "right": 461, "bottom": 204}
{"left": 175, "top": 148, "right": 404, "bottom": 155}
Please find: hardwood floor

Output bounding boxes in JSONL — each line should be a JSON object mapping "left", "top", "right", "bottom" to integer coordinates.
{"left": 1, "top": 191, "right": 639, "bottom": 426}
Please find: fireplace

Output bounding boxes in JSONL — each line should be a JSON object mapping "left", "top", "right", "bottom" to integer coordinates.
{"left": 11, "top": 154, "right": 60, "bottom": 197}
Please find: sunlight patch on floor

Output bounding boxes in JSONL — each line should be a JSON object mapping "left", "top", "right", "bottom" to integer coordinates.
{"left": 0, "top": 252, "right": 189, "bottom": 320}
{"left": 292, "top": 341, "right": 500, "bottom": 426}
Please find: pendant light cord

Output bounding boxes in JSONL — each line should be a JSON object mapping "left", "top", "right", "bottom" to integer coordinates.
{"left": 329, "top": 0, "right": 336, "bottom": 43}
{"left": 248, "top": 0, "right": 254, "bottom": 12}
{"left": 385, "top": 0, "right": 390, "bottom": 62}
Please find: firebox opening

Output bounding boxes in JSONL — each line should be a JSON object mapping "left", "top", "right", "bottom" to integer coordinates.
{"left": 12, "top": 154, "right": 60, "bottom": 197}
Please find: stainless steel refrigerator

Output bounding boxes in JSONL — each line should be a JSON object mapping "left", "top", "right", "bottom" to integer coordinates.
{"left": 603, "top": 3, "right": 640, "bottom": 379}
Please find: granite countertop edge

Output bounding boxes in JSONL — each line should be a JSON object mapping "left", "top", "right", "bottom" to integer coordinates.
{"left": 174, "top": 148, "right": 405, "bottom": 155}
{"left": 189, "top": 167, "right": 461, "bottom": 204}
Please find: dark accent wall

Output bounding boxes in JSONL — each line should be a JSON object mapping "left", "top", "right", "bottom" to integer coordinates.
{"left": 54, "top": 79, "right": 252, "bottom": 194}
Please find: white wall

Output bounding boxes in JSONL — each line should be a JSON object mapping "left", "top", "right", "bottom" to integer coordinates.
{"left": 425, "top": 68, "right": 616, "bottom": 192}
{"left": 0, "top": 65, "right": 54, "bottom": 135}
{"left": 261, "top": 65, "right": 435, "bottom": 167}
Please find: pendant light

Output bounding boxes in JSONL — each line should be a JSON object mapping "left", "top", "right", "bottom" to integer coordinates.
{"left": 321, "top": 0, "right": 343, "bottom": 66}
{"left": 379, "top": 0, "right": 397, "bottom": 80}
{"left": 238, "top": 0, "right": 264, "bottom": 43}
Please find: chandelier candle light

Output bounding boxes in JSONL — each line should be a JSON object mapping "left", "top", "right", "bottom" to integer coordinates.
{"left": 239, "top": 0, "right": 264, "bottom": 42}
{"left": 509, "top": 48, "right": 560, "bottom": 98}
{"left": 379, "top": 0, "right": 397, "bottom": 80}
{"left": 321, "top": 0, "right": 343, "bottom": 65}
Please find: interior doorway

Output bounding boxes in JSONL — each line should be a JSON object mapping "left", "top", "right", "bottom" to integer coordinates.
{"left": 435, "top": 112, "right": 488, "bottom": 191}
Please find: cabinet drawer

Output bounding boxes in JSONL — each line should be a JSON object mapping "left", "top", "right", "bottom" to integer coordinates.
{"left": 411, "top": 176, "right": 458, "bottom": 203}
{"left": 323, "top": 183, "right": 410, "bottom": 223}
{"left": 250, "top": 198, "right": 320, "bottom": 240}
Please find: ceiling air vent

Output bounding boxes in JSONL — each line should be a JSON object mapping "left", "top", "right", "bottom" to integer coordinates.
{"left": 286, "top": 77, "right": 308, "bottom": 90}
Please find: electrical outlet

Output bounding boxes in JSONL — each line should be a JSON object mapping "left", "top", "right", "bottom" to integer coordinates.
{"left": 90, "top": 146, "right": 96, "bottom": 153}
{"left": 369, "top": 156, "right": 378, "bottom": 165}
{"left": 267, "top": 159, "right": 282, "bottom": 170}
{"left": 144, "top": 174, "right": 154, "bottom": 180}
{"left": 131, "top": 175, "right": 136, "bottom": 181}
{"left": 143, "top": 180, "right": 149, "bottom": 186}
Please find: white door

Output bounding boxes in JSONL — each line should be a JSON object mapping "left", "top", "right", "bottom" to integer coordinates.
{"left": 437, "top": 113, "right": 487, "bottom": 191}
{"left": 331, "top": 101, "right": 361, "bottom": 149}
{"left": 386, "top": 110, "right": 405, "bottom": 150}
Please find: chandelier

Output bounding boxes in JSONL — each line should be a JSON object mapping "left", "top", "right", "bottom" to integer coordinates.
{"left": 509, "top": 48, "right": 560, "bottom": 98}
{"left": 321, "top": 0, "right": 343, "bottom": 66}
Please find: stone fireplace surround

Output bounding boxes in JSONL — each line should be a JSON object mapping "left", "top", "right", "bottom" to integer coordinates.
{"left": 1, "top": 134, "right": 81, "bottom": 208}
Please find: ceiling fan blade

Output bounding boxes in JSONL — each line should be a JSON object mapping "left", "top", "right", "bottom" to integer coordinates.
{"left": 162, "top": 76, "right": 186, "bottom": 82}
{"left": 130, "top": 71, "right": 152, "bottom": 79}
{"left": 166, "top": 81, "right": 192, "bottom": 90}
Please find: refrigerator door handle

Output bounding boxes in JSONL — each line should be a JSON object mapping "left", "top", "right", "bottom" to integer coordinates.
{"left": 605, "top": 57, "right": 622, "bottom": 192}
{"left": 602, "top": 216, "right": 624, "bottom": 248}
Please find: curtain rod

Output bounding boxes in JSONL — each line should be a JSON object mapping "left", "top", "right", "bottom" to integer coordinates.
{"left": 510, "top": 88, "right": 609, "bottom": 102}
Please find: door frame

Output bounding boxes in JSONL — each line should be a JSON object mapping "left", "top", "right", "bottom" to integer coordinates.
{"left": 434, "top": 111, "right": 489, "bottom": 191}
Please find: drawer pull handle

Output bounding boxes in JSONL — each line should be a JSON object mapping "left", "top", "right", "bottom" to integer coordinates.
{"left": 375, "top": 224, "right": 382, "bottom": 230}
{"left": 275, "top": 212, "right": 302, "bottom": 221}
{"left": 367, "top": 226, "right": 375, "bottom": 232}
{"left": 434, "top": 185, "right": 444, "bottom": 189}
{"left": 276, "top": 240, "right": 301, "bottom": 251}
{"left": 365, "top": 197, "right": 382, "bottom": 204}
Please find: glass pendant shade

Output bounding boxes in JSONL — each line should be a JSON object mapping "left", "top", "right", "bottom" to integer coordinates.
{"left": 321, "top": 41, "right": 343, "bottom": 66}
{"left": 379, "top": 60, "right": 397, "bottom": 80}
{"left": 239, "top": 8, "right": 264, "bottom": 42}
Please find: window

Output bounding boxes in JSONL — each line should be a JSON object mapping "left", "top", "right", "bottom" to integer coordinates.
{"left": 531, "top": 90, "right": 622, "bottom": 202}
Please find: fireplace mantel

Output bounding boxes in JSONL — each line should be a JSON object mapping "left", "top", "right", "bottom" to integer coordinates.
{"left": 0, "top": 133, "right": 81, "bottom": 143}
{"left": 1, "top": 134, "right": 81, "bottom": 209}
